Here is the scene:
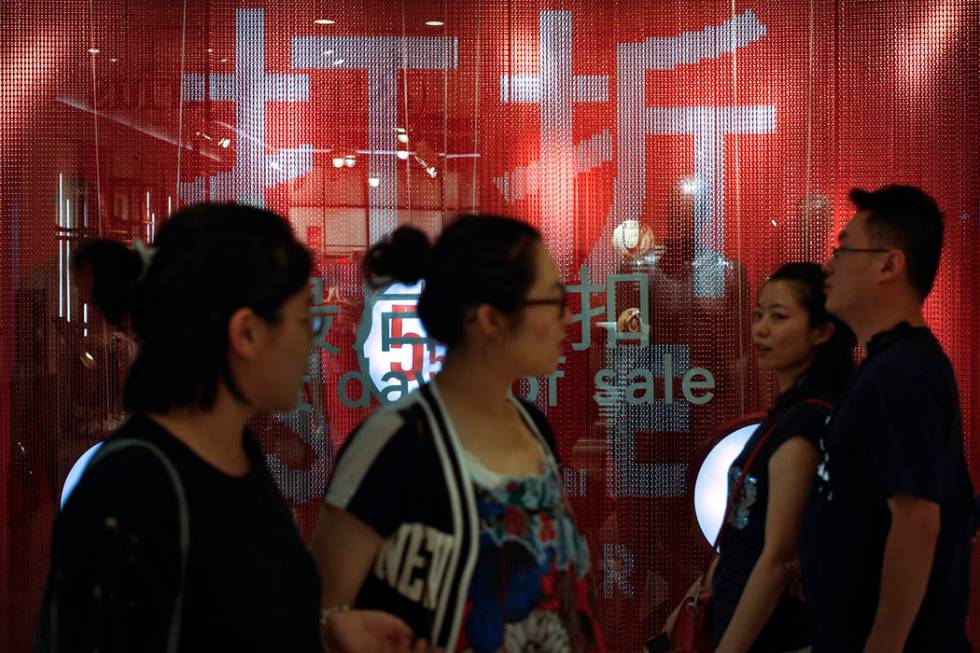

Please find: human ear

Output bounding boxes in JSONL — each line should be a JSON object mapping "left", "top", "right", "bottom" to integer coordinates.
{"left": 878, "top": 249, "right": 906, "bottom": 282}
{"left": 473, "top": 304, "right": 513, "bottom": 341}
{"left": 811, "top": 321, "right": 834, "bottom": 347}
{"left": 227, "top": 307, "right": 266, "bottom": 359}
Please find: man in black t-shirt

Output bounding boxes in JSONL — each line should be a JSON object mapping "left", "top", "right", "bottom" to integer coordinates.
{"left": 801, "top": 186, "right": 976, "bottom": 652}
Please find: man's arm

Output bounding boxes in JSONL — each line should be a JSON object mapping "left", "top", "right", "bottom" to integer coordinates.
{"left": 863, "top": 492, "right": 940, "bottom": 653}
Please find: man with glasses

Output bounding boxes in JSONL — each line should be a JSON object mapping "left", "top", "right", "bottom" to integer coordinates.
{"left": 800, "top": 185, "right": 975, "bottom": 652}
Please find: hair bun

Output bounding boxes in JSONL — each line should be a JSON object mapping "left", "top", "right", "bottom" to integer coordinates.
{"left": 71, "top": 239, "right": 145, "bottom": 329}
{"left": 363, "top": 226, "right": 432, "bottom": 288}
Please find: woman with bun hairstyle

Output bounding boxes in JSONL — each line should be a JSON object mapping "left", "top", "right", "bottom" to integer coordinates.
{"left": 313, "top": 215, "right": 605, "bottom": 653}
{"left": 36, "top": 203, "right": 425, "bottom": 652}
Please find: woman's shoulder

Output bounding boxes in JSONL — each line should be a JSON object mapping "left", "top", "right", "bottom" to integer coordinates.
{"left": 81, "top": 416, "right": 182, "bottom": 485}
{"left": 58, "top": 429, "right": 184, "bottom": 543}
{"left": 769, "top": 397, "right": 833, "bottom": 443}
{"left": 513, "top": 398, "right": 560, "bottom": 462}
{"left": 333, "top": 399, "right": 433, "bottom": 471}
{"left": 782, "top": 397, "right": 833, "bottom": 419}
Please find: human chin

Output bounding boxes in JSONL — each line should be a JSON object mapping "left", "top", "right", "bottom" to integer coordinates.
{"left": 823, "top": 285, "right": 847, "bottom": 318}
{"left": 270, "top": 375, "right": 304, "bottom": 412}
{"left": 755, "top": 352, "right": 775, "bottom": 371}
{"left": 274, "top": 390, "right": 301, "bottom": 412}
{"left": 524, "top": 354, "right": 558, "bottom": 379}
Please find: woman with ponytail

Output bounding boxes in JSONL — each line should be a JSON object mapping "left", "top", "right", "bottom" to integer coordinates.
{"left": 664, "top": 263, "right": 856, "bottom": 653}
{"left": 36, "top": 203, "right": 422, "bottom": 652}
{"left": 313, "top": 215, "right": 605, "bottom": 652}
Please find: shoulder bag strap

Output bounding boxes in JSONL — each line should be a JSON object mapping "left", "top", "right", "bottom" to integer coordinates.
{"left": 711, "top": 420, "right": 778, "bottom": 553}
{"left": 49, "top": 439, "right": 189, "bottom": 653}
{"left": 709, "top": 398, "right": 833, "bottom": 562}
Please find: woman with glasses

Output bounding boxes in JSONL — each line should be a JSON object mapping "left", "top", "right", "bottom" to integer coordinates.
{"left": 37, "top": 203, "right": 422, "bottom": 652}
{"left": 313, "top": 215, "right": 605, "bottom": 653}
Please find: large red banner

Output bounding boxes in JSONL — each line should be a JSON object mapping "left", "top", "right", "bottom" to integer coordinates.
{"left": 1, "top": 1, "right": 978, "bottom": 650}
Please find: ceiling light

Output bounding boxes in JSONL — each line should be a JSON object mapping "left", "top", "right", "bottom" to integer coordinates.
{"left": 425, "top": 20, "right": 445, "bottom": 27}
{"left": 314, "top": 18, "right": 336, "bottom": 25}
{"left": 396, "top": 150, "right": 409, "bottom": 160}
{"left": 397, "top": 133, "right": 409, "bottom": 144}
{"left": 332, "top": 157, "right": 344, "bottom": 168}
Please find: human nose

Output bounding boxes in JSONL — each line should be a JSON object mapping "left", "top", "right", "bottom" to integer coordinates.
{"left": 560, "top": 302, "right": 573, "bottom": 327}
{"left": 822, "top": 255, "right": 835, "bottom": 275}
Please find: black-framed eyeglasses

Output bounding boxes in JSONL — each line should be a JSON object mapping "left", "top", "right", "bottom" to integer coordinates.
{"left": 831, "top": 246, "right": 891, "bottom": 259}
{"left": 522, "top": 288, "right": 568, "bottom": 318}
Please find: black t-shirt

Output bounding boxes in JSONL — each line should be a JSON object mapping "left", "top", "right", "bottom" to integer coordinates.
{"left": 801, "top": 324, "right": 976, "bottom": 653}
{"left": 711, "top": 399, "right": 830, "bottom": 652}
{"left": 36, "top": 414, "right": 322, "bottom": 652}
{"left": 323, "top": 388, "right": 563, "bottom": 648}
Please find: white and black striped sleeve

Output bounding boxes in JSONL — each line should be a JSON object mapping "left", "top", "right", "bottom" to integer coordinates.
{"left": 324, "top": 408, "right": 422, "bottom": 538}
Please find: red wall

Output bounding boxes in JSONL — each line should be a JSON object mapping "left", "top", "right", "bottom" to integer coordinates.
{"left": 2, "top": 1, "right": 977, "bottom": 650}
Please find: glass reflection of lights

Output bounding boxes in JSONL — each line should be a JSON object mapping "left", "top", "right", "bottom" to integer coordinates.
{"left": 693, "top": 420, "right": 762, "bottom": 546}
{"left": 680, "top": 177, "right": 700, "bottom": 195}
{"left": 61, "top": 442, "right": 104, "bottom": 509}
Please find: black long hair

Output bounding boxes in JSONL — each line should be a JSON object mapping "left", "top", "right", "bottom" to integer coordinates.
{"left": 72, "top": 203, "right": 312, "bottom": 413}
{"left": 766, "top": 262, "right": 856, "bottom": 412}
{"left": 362, "top": 214, "right": 542, "bottom": 348}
